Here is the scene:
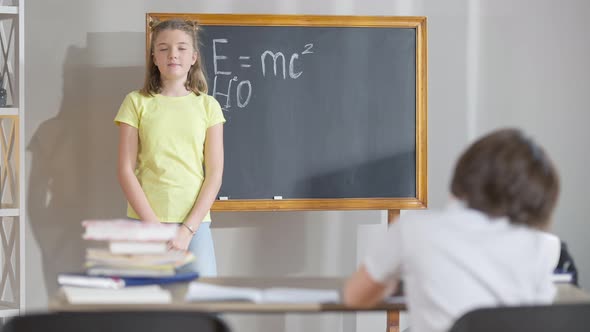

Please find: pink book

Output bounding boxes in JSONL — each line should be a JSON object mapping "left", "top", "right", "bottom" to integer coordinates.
{"left": 82, "top": 219, "right": 178, "bottom": 241}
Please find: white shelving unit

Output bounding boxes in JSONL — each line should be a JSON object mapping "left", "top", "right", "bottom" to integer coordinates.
{"left": 0, "top": 6, "right": 16, "bottom": 15}
{"left": 0, "top": 0, "right": 24, "bottom": 318}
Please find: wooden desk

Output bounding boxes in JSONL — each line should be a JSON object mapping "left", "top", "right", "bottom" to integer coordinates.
{"left": 49, "top": 277, "right": 590, "bottom": 332}
{"left": 554, "top": 283, "right": 590, "bottom": 304}
{"left": 49, "top": 277, "right": 405, "bottom": 313}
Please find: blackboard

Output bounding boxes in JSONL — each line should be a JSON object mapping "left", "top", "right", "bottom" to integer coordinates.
{"left": 146, "top": 14, "right": 427, "bottom": 211}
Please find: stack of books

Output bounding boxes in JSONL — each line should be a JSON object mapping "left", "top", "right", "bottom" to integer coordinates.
{"left": 81, "top": 219, "right": 194, "bottom": 277}
{"left": 57, "top": 219, "right": 199, "bottom": 304}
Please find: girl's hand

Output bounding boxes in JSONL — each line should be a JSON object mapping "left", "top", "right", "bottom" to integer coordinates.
{"left": 168, "top": 226, "right": 194, "bottom": 251}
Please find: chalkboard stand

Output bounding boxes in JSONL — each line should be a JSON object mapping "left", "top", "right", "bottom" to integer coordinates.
{"left": 387, "top": 209, "right": 401, "bottom": 331}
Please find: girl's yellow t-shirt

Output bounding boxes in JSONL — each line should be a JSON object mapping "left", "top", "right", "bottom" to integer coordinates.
{"left": 114, "top": 91, "right": 225, "bottom": 223}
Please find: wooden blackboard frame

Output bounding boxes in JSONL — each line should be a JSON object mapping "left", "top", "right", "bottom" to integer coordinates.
{"left": 146, "top": 13, "right": 428, "bottom": 212}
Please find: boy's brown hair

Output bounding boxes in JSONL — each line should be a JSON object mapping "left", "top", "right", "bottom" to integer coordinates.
{"left": 451, "top": 128, "right": 559, "bottom": 229}
{"left": 141, "top": 19, "right": 208, "bottom": 96}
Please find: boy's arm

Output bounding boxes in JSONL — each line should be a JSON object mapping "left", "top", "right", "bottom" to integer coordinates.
{"left": 345, "top": 220, "right": 403, "bottom": 307}
{"left": 344, "top": 265, "right": 396, "bottom": 308}
{"left": 172, "top": 123, "right": 224, "bottom": 249}
{"left": 117, "top": 123, "right": 159, "bottom": 223}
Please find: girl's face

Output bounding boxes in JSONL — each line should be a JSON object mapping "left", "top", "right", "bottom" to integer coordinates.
{"left": 152, "top": 29, "right": 197, "bottom": 82}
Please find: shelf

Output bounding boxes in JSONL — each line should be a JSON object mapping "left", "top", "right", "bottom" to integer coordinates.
{"left": 0, "top": 209, "right": 19, "bottom": 217}
{"left": 0, "top": 0, "right": 22, "bottom": 317}
{"left": 0, "top": 6, "right": 17, "bottom": 15}
{"left": 0, "top": 305, "right": 18, "bottom": 318}
{"left": 0, "top": 107, "right": 18, "bottom": 116}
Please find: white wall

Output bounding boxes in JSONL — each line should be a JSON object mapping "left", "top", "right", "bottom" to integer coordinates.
{"left": 24, "top": 0, "right": 590, "bottom": 331}
{"left": 472, "top": 1, "right": 590, "bottom": 284}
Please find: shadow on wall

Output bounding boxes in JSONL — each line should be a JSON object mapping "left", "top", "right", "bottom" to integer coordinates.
{"left": 27, "top": 32, "right": 144, "bottom": 299}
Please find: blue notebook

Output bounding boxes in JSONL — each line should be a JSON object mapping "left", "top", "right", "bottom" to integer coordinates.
{"left": 58, "top": 269, "right": 199, "bottom": 289}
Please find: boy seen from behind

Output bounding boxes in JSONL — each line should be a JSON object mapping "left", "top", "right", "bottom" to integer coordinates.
{"left": 344, "top": 128, "right": 561, "bottom": 332}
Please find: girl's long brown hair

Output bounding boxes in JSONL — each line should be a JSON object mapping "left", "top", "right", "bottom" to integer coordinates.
{"left": 141, "top": 19, "right": 208, "bottom": 96}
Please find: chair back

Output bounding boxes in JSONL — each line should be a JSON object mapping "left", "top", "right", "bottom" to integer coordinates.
{"left": 2, "top": 311, "right": 230, "bottom": 332}
{"left": 449, "top": 303, "right": 590, "bottom": 332}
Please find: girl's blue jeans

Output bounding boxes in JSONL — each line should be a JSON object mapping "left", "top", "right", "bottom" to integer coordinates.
{"left": 187, "top": 222, "right": 218, "bottom": 277}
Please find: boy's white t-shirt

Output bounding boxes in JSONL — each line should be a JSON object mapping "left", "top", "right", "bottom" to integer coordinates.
{"left": 364, "top": 200, "right": 560, "bottom": 332}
